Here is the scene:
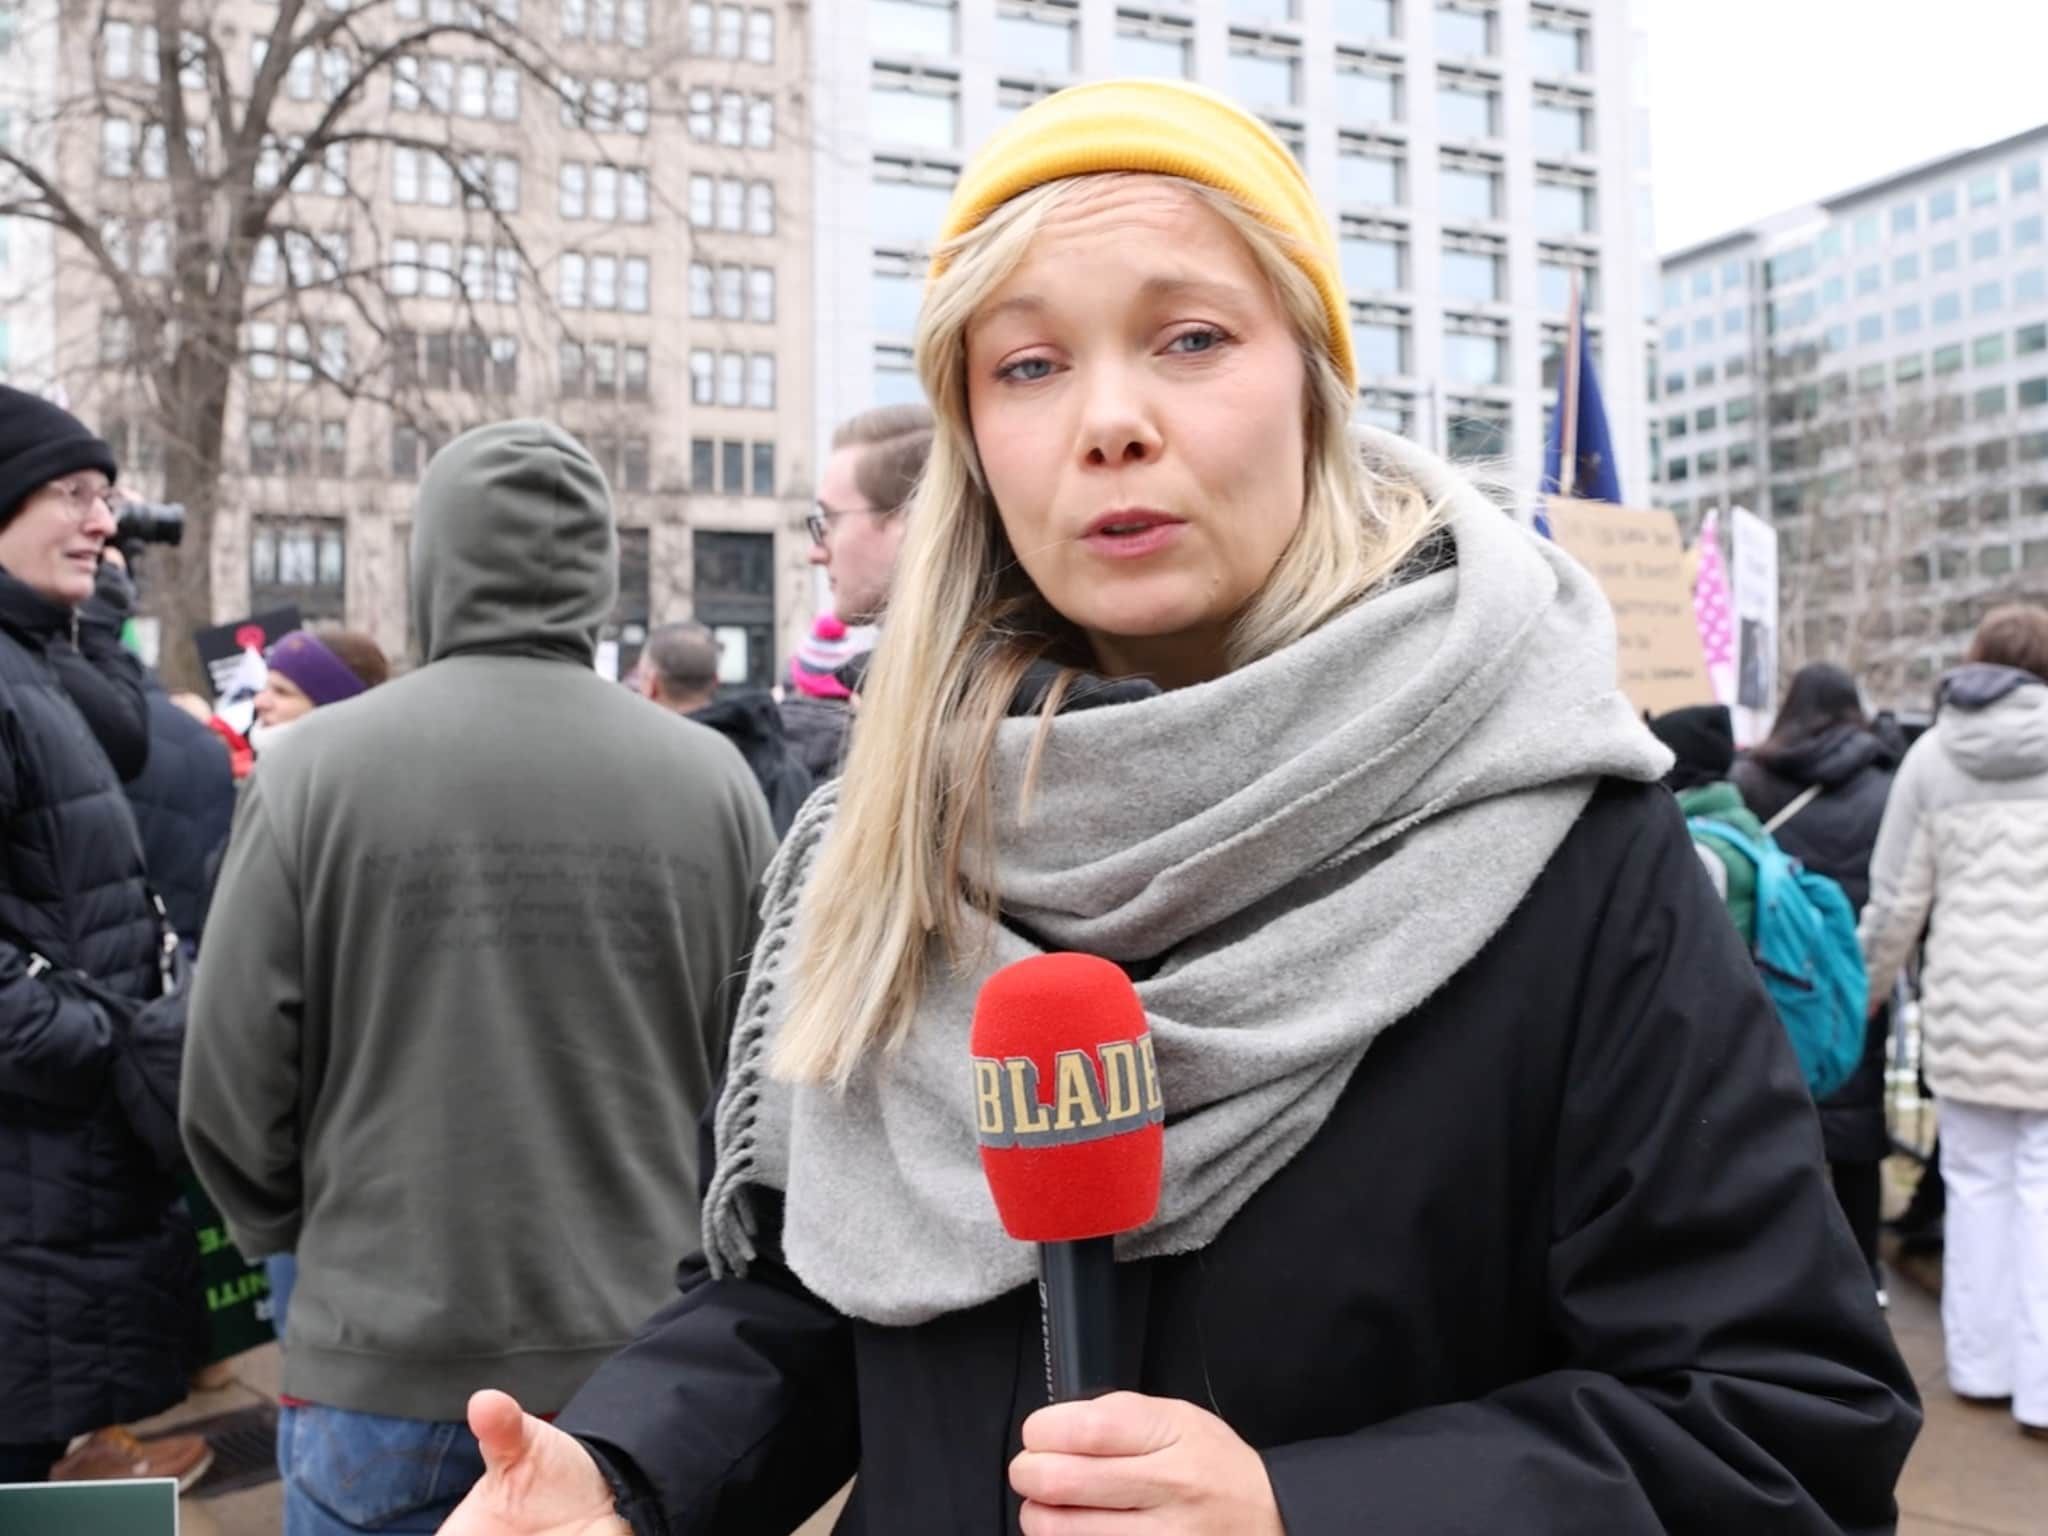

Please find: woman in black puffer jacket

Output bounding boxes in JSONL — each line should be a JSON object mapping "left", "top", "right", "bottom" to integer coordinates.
{"left": 1734, "top": 663, "right": 1899, "bottom": 1292}
{"left": 0, "top": 389, "right": 205, "bottom": 1481}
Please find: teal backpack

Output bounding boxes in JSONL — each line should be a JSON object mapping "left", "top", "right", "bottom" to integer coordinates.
{"left": 1686, "top": 816, "right": 1867, "bottom": 1101}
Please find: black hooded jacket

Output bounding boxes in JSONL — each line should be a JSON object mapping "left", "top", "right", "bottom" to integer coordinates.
{"left": 690, "top": 690, "right": 813, "bottom": 837}
{"left": 1734, "top": 724, "right": 1900, "bottom": 1162}
{"left": 0, "top": 563, "right": 205, "bottom": 1441}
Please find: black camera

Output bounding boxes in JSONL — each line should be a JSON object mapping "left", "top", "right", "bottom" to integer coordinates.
{"left": 114, "top": 501, "right": 185, "bottom": 549}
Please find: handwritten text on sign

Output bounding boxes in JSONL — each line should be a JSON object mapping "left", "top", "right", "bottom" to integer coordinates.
{"left": 1545, "top": 498, "right": 1714, "bottom": 715}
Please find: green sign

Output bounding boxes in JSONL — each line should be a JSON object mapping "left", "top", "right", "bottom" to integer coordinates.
{"left": 0, "top": 1478, "right": 178, "bottom": 1536}
{"left": 180, "top": 1172, "right": 277, "bottom": 1363}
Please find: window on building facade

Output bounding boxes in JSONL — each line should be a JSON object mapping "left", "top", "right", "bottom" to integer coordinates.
{"left": 1340, "top": 220, "right": 1405, "bottom": 293}
{"left": 872, "top": 67, "right": 960, "bottom": 150}
{"left": 872, "top": 160, "right": 955, "bottom": 246}
{"left": 1530, "top": 91, "right": 1589, "bottom": 156}
{"left": 1435, "top": 3, "right": 1494, "bottom": 57}
{"left": 1440, "top": 156, "right": 1501, "bottom": 221}
{"left": 1437, "top": 75, "right": 1498, "bottom": 140}
{"left": 1336, "top": 138, "right": 1402, "bottom": 205}
{"left": 1351, "top": 305, "right": 1409, "bottom": 375}
{"left": 248, "top": 416, "right": 278, "bottom": 473}
{"left": 1334, "top": 56, "right": 1400, "bottom": 123}
{"left": 1529, "top": 11, "right": 1586, "bottom": 74}
{"left": 995, "top": 1, "right": 1077, "bottom": 75}
{"left": 874, "top": 343, "right": 924, "bottom": 405}
{"left": 1229, "top": 33, "right": 1299, "bottom": 110}
{"left": 1533, "top": 173, "right": 1594, "bottom": 234}
{"left": 1443, "top": 239, "right": 1504, "bottom": 304}
{"left": 250, "top": 518, "right": 346, "bottom": 620}
{"left": 871, "top": 0, "right": 956, "bottom": 53}
{"left": 1537, "top": 253, "right": 1596, "bottom": 314}
{"left": 1446, "top": 400, "right": 1509, "bottom": 461}
{"left": 1349, "top": 391, "right": 1409, "bottom": 439}
{"left": 1115, "top": 13, "right": 1192, "bottom": 78}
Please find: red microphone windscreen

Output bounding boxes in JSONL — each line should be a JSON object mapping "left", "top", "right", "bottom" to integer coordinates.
{"left": 970, "top": 953, "right": 1164, "bottom": 1243}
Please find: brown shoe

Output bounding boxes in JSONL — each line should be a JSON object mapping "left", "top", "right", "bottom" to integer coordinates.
{"left": 49, "top": 1427, "right": 214, "bottom": 1492}
{"left": 2023, "top": 1422, "right": 2048, "bottom": 1442}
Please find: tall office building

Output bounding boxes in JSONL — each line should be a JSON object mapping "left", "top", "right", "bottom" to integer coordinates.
{"left": 813, "top": 0, "right": 1650, "bottom": 498}
{"left": 0, "top": 0, "right": 62, "bottom": 393}
{"left": 8, "top": 0, "right": 816, "bottom": 683}
{"left": 1652, "top": 125, "right": 2048, "bottom": 705}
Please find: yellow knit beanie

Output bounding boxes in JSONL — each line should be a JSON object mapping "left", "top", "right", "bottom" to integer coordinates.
{"left": 932, "top": 79, "right": 1355, "bottom": 390}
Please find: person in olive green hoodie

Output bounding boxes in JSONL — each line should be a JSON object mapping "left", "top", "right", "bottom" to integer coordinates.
{"left": 1648, "top": 703, "right": 1768, "bottom": 942}
{"left": 180, "top": 421, "right": 777, "bottom": 1536}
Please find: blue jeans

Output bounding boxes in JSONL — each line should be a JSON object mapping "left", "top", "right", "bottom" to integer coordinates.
{"left": 279, "top": 1404, "right": 484, "bottom": 1535}
{"left": 266, "top": 1254, "right": 298, "bottom": 1340}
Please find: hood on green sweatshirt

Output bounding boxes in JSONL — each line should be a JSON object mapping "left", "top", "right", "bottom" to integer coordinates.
{"left": 410, "top": 420, "right": 617, "bottom": 667}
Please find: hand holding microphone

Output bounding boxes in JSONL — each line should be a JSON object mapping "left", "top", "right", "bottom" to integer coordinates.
{"left": 972, "top": 955, "right": 1282, "bottom": 1533}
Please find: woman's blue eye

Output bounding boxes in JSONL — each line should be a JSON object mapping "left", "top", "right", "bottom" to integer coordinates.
{"left": 1000, "top": 357, "right": 1055, "bottom": 382}
{"left": 1167, "top": 328, "right": 1226, "bottom": 355}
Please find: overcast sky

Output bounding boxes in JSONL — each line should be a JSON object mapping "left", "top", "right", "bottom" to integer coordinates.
{"left": 1642, "top": 0, "right": 2048, "bottom": 254}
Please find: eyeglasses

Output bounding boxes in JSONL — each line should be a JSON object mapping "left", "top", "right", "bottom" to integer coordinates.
{"left": 44, "top": 478, "right": 115, "bottom": 526}
{"left": 805, "top": 499, "right": 886, "bottom": 546}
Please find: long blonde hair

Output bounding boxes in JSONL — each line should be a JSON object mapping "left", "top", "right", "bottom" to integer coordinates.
{"left": 774, "top": 173, "right": 1444, "bottom": 1085}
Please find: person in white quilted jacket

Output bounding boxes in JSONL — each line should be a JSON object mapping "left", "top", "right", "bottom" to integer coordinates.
{"left": 1861, "top": 602, "right": 2048, "bottom": 1440}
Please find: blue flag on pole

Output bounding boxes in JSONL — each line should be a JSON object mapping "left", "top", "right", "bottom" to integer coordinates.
{"left": 1536, "top": 296, "right": 1622, "bottom": 537}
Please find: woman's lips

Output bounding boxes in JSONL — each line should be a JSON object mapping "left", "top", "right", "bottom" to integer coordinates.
{"left": 1082, "top": 513, "right": 1186, "bottom": 560}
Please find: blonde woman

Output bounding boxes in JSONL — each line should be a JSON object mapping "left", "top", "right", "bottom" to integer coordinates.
{"left": 440, "top": 83, "right": 1916, "bottom": 1536}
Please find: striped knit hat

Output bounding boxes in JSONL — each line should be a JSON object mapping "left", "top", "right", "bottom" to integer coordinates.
{"left": 790, "top": 613, "right": 874, "bottom": 700}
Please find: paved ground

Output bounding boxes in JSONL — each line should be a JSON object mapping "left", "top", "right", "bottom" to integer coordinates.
{"left": 1886, "top": 1262, "right": 2046, "bottom": 1535}
{"left": 151, "top": 1273, "right": 2039, "bottom": 1536}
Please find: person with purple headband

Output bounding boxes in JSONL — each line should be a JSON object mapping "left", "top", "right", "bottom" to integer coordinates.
{"left": 250, "top": 629, "right": 390, "bottom": 759}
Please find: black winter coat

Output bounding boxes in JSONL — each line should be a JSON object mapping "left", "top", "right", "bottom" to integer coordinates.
{"left": 561, "top": 781, "right": 1920, "bottom": 1534}
{"left": 124, "top": 686, "right": 235, "bottom": 948}
{"left": 0, "top": 566, "right": 204, "bottom": 1443}
{"left": 778, "top": 695, "right": 852, "bottom": 783}
{"left": 690, "top": 691, "right": 814, "bottom": 837}
{"left": 1734, "top": 726, "right": 1899, "bottom": 1163}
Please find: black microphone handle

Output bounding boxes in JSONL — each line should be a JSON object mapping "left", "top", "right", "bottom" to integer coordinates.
{"left": 1038, "top": 1235, "right": 1118, "bottom": 1403}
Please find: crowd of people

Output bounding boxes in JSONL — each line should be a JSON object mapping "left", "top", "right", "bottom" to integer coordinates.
{"left": 2, "top": 74, "right": 2044, "bottom": 1534}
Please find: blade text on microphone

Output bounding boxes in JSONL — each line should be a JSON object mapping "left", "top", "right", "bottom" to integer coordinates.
{"left": 972, "top": 1037, "right": 1165, "bottom": 1150}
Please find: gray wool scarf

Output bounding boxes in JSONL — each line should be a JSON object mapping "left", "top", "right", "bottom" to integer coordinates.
{"left": 705, "top": 430, "right": 1672, "bottom": 1327}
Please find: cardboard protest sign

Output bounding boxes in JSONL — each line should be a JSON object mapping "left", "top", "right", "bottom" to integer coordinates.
{"left": 1545, "top": 499, "right": 1715, "bottom": 716}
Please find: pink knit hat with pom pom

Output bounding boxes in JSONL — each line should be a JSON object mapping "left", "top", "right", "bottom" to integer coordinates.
{"left": 790, "top": 612, "right": 873, "bottom": 699}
